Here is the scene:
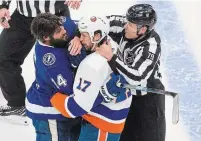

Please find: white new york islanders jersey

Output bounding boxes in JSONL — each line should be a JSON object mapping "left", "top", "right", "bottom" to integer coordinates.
{"left": 51, "top": 36, "right": 132, "bottom": 133}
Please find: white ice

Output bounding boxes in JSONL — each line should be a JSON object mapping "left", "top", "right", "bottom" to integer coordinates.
{"left": 1, "top": 0, "right": 199, "bottom": 140}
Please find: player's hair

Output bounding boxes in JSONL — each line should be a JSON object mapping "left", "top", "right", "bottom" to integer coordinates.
{"left": 31, "top": 13, "right": 62, "bottom": 42}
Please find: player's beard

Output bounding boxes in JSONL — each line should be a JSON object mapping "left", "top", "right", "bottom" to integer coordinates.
{"left": 49, "top": 34, "right": 71, "bottom": 48}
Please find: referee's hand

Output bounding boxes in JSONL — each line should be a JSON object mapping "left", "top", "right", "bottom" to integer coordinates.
{"left": 0, "top": 8, "right": 11, "bottom": 29}
{"left": 96, "top": 40, "right": 114, "bottom": 61}
{"left": 64, "top": 0, "right": 82, "bottom": 10}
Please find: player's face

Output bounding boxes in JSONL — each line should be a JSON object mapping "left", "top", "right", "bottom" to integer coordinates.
{"left": 124, "top": 22, "right": 138, "bottom": 39}
{"left": 47, "top": 25, "right": 69, "bottom": 48}
{"left": 52, "top": 26, "right": 67, "bottom": 41}
{"left": 80, "top": 32, "right": 93, "bottom": 50}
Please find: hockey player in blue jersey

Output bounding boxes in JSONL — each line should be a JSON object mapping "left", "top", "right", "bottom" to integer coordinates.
{"left": 50, "top": 16, "right": 132, "bottom": 141}
{"left": 26, "top": 13, "right": 82, "bottom": 141}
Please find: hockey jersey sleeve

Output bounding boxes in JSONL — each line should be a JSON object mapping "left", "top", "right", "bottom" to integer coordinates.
{"left": 63, "top": 16, "right": 78, "bottom": 39}
{"left": 51, "top": 54, "right": 108, "bottom": 118}
{"left": 107, "top": 15, "right": 126, "bottom": 33}
{"left": 107, "top": 15, "right": 127, "bottom": 44}
{"left": 109, "top": 38, "right": 161, "bottom": 86}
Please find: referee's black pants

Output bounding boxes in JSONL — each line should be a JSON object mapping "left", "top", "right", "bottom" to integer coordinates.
{"left": 119, "top": 94, "right": 166, "bottom": 141}
{"left": 0, "top": 9, "right": 70, "bottom": 106}
{"left": 0, "top": 10, "right": 35, "bottom": 106}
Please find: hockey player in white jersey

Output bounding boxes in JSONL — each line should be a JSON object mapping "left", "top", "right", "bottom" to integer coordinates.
{"left": 51, "top": 16, "right": 132, "bottom": 141}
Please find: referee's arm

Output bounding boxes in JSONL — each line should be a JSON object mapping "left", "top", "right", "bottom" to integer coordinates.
{"left": 109, "top": 42, "right": 161, "bottom": 86}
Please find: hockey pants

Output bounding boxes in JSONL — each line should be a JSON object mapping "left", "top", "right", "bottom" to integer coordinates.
{"left": 119, "top": 94, "right": 166, "bottom": 141}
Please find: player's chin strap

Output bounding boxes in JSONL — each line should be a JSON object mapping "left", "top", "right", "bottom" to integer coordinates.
{"left": 91, "top": 43, "right": 97, "bottom": 51}
{"left": 91, "top": 35, "right": 108, "bottom": 51}
{"left": 97, "top": 36, "right": 108, "bottom": 46}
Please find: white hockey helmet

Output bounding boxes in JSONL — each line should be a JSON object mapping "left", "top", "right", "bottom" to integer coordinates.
{"left": 78, "top": 16, "right": 110, "bottom": 43}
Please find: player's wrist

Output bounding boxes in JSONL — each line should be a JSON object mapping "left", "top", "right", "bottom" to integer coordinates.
{"left": 108, "top": 54, "right": 118, "bottom": 74}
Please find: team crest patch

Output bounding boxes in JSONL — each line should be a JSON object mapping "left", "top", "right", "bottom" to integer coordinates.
{"left": 43, "top": 53, "right": 56, "bottom": 66}
{"left": 124, "top": 48, "right": 136, "bottom": 66}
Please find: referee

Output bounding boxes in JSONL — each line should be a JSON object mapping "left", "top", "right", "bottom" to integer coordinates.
{"left": 97, "top": 4, "right": 166, "bottom": 141}
{"left": 0, "top": 0, "right": 82, "bottom": 116}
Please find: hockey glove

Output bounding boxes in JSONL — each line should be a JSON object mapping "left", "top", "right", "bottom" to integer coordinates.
{"left": 99, "top": 73, "right": 131, "bottom": 103}
{"left": 68, "top": 46, "right": 87, "bottom": 68}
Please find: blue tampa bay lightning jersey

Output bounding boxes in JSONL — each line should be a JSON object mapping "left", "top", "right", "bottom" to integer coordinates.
{"left": 26, "top": 17, "right": 77, "bottom": 120}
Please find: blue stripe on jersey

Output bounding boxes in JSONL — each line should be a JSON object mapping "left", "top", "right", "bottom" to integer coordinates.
{"left": 92, "top": 94, "right": 104, "bottom": 107}
{"left": 67, "top": 97, "right": 87, "bottom": 116}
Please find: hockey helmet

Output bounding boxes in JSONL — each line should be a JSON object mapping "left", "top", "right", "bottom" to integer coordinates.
{"left": 78, "top": 16, "right": 110, "bottom": 43}
{"left": 126, "top": 4, "right": 157, "bottom": 29}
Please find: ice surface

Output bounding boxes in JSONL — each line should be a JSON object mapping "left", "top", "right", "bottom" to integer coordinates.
{"left": 1, "top": 0, "right": 200, "bottom": 140}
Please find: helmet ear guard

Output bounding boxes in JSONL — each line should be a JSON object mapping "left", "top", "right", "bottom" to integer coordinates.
{"left": 78, "top": 16, "right": 110, "bottom": 44}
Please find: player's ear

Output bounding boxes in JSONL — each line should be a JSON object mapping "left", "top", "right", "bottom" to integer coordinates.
{"left": 93, "top": 33, "right": 101, "bottom": 42}
{"left": 138, "top": 26, "right": 147, "bottom": 35}
{"left": 43, "top": 36, "right": 50, "bottom": 41}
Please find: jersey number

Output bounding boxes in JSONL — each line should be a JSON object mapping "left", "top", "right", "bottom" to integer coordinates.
{"left": 57, "top": 74, "right": 67, "bottom": 87}
{"left": 76, "top": 78, "right": 91, "bottom": 92}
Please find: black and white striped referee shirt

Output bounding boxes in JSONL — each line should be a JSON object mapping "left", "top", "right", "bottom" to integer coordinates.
{"left": 0, "top": 0, "right": 68, "bottom": 17}
{"left": 108, "top": 15, "right": 164, "bottom": 96}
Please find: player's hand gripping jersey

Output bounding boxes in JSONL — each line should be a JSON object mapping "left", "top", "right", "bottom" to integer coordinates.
{"left": 51, "top": 37, "right": 132, "bottom": 133}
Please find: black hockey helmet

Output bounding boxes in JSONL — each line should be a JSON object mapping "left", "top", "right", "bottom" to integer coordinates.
{"left": 126, "top": 4, "right": 157, "bottom": 30}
